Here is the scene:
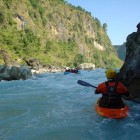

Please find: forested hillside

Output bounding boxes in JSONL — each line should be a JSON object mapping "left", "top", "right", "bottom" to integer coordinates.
{"left": 0, "top": 0, "right": 123, "bottom": 68}
{"left": 114, "top": 43, "right": 126, "bottom": 61}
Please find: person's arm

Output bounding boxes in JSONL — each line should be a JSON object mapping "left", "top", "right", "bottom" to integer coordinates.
{"left": 95, "top": 83, "right": 104, "bottom": 94}
{"left": 95, "top": 89, "right": 100, "bottom": 94}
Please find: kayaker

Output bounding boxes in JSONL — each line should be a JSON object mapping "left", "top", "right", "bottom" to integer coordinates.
{"left": 65, "top": 67, "right": 78, "bottom": 73}
{"left": 95, "top": 69, "right": 130, "bottom": 108}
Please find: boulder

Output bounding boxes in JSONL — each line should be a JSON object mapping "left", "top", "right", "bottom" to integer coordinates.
{"left": 78, "top": 63, "right": 95, "bottom": 70}
{"left": 0, "top": 65, "right": 32, "bottom": 81}
{"left": 25, "top": 58, "right": 42, "bottom": 70}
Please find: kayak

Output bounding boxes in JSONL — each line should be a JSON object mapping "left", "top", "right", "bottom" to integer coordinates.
{"left": 95, "top": 98, "right": 129, "bottom": 119}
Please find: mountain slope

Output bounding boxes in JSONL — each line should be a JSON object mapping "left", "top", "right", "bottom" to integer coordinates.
{"left": 0, "top": 0, "right": 123, "bottom": 68}
{"left": 114, "top": 43, "right": 126, "bottom": 61}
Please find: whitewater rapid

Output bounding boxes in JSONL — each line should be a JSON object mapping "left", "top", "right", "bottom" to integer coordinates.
{"left": 0, "top": 69, "right": 140, "bottom": 140}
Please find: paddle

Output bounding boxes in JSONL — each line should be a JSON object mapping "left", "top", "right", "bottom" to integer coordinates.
{"left": 77, "top": 80, "right": 97, "bottom": 88}
{"left": 123, "top": 96, "right": 140, "bottom": 104}
{"left": 77, "top": 80, "right": 140, "bottom": 104}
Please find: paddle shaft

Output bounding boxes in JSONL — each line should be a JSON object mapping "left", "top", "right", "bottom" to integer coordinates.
{"left": 77, "top": 80, "right": 97, "bottom": 88}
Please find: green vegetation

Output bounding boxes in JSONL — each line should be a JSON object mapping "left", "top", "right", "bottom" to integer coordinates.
{"left": 114, "top": 43, "right": 126, "bottom": 61}
{"left": 0, "top": 0, "right": 123, "bottom": 68}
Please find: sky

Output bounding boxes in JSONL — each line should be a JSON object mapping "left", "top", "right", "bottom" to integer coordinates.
{"left": 66, "top": 0, "right": 140, "bottom": 45}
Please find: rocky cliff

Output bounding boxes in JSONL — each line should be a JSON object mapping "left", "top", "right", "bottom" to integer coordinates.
{"left": 0, "top": 0, "right": 122, "bottom": 68}
{"left": 118, "top": 22, "right": 140, "bottom": 103}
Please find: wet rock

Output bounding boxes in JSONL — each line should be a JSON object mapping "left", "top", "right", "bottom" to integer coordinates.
{"left": 0, "top": 65, "right": 32, "bottom": 81}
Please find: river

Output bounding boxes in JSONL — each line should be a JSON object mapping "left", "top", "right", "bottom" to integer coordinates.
{"left": 0, "top": 68, "right": 140, "bottom": 140}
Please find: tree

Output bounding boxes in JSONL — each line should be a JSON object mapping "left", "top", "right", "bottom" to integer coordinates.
{"left": 59, "top": 0, "right": 67, "bottom": 3}
{"left": 0, "top": 12, "right": 4, "bottom": 23}
{"left": 73, "top": 54, "right": 85, "bottom": 67}
{"left": 103, "top": 23, "right": 107, "bottom": 32}
{"left": 95, "top": 18, "right": 101, "bottom": 28}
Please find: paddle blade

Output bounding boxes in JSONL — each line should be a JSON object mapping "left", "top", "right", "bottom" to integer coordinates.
{"left": 77, "top": 80, "right": 97, "bottom": 88}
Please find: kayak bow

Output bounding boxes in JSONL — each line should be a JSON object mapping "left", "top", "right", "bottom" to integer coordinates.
{"left": 95, "top": 98, "right": 129, "bottom": 119}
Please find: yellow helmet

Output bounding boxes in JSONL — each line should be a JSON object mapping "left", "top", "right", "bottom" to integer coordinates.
{"left": 105, "top": 69, "right": 116, "bottom": 79}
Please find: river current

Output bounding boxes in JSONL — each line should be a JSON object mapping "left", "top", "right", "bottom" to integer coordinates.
{"left": 0, "top": 68, "right": 140, "bottom": 140}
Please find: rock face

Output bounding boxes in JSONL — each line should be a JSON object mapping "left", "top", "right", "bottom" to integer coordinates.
{"left": 0, "top": 65, "right": 32, "bottom": 81}
{"left": 118, "top": 22, "right": 140, "bottom": 102}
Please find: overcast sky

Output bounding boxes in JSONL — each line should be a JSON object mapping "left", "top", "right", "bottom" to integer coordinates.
{"left": 66, "top": 0, "right": 140, "bottom": 45}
